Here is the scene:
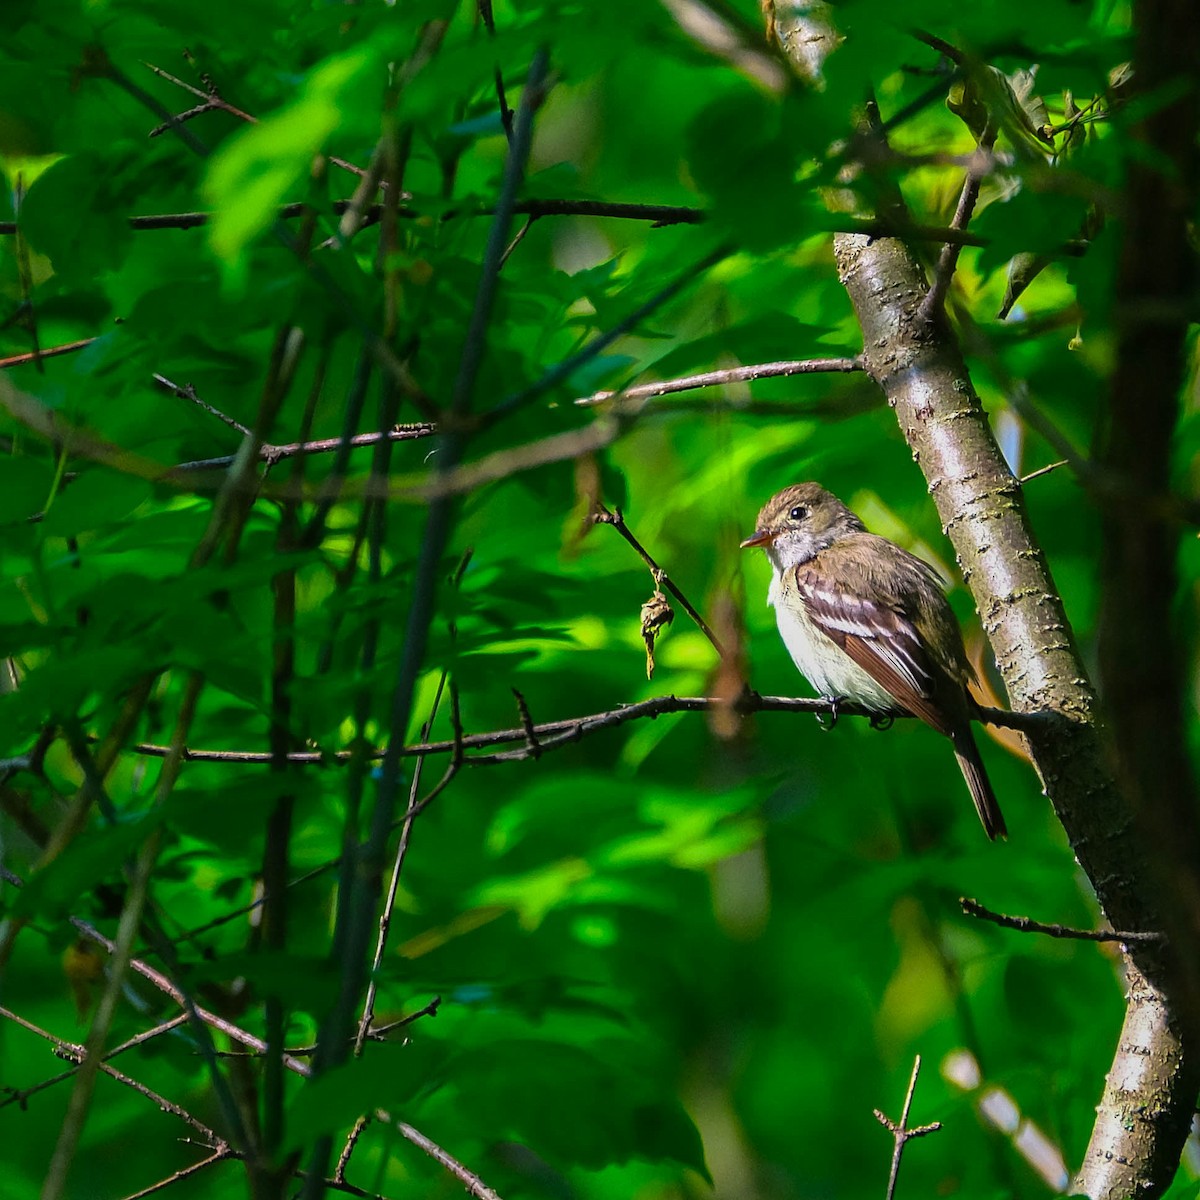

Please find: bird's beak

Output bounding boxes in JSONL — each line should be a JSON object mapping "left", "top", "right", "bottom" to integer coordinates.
{"left": 739, "top": 528, "right": 774, "bottom": 549}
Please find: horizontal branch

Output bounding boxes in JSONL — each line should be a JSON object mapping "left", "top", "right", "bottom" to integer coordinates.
{"left": 0, "top": 204, "right": 998, "bottom": 248}
{"left": 118, "top": 693, "right": 1043, "bottom": 767}
{"left": 0, "top": 338, "right": 97, "bottom": 370}
{"left": 0, "top": 198, "right": 706, "bottom": 238}
{"left": 960, "top": 897, "right": 1165, "bottom": 944}
{"left": 172, "top": 425, "right": 438, "bottom": 472}
{"left": 575, "top": 356, "right": 864, "bottom": 408}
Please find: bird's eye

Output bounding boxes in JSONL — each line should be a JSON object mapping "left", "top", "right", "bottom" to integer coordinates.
{"left": 789, "top": 505, "right": 809, "bottom": 521}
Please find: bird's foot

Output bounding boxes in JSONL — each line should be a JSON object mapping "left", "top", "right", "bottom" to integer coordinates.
{"left": 869, "top": 713, "right": 895, "bottom": 731}
{"left": 816, "top": 696, "right": 844, "bottom": 730}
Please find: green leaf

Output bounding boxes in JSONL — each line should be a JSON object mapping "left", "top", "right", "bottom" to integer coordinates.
{"left": 19, "top": 150, "right": 135, "bottom": 277}
{"left": 12, "top": 813, "right": 158, "bottom": 921}
{"left": 0, "top": 456, "right": 54, "bottom": 524}
{"left": 686, "top": 88, "right": 804, "bottom": 253}
{"left": 204, "top": 46, "right": 379, "bottom": 263}
{"left": 41, "top": 471, "right": 152, "bottom": 537}
{"left": 445, "top": 1039, "right": 709, "bottom": 1177}
{"left": 189, "top": 951, "right": 341, "bottom": 1013}
{"left": 286, "top": 1040, "right": 449, "bottom": 1150}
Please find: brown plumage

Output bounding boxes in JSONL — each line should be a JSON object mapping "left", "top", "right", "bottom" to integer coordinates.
{"left": 742, "top": 483, "right": 1006, "bottom": 840}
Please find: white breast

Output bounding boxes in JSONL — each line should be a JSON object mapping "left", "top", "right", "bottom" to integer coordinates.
{"left": 767, "top": 572, "right": 896, "bottom": 711}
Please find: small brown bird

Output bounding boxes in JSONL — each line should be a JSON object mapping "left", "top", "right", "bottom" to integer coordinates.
{"left": 741, "top": 483, "right": 1006, "bottom": 840}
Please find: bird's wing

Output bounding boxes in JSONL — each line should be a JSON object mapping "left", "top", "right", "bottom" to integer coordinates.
{"left": 792, "top": 551, "right": 955, "bottom": 737}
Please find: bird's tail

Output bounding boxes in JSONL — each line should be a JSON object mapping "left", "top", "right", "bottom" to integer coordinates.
{"left": 951, "top": 727, "right": 1007, "bottom": 840}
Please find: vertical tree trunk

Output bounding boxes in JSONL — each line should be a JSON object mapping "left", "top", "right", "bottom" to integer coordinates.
{"left": 765, "top": 5, "right": 1200, "bottom": 1195}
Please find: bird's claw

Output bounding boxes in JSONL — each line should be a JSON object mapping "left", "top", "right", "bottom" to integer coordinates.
{"left": 869, "top": 713, "right": 894, "bottom": 731}
{"left": 816, "top": 696, "right": 843, "bottom": 730}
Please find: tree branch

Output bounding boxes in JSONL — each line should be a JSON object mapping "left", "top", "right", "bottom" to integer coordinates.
{"left": 593, "top": 502, "right": 727, "bottom": 659}
{"left": 54, "top": 910, "right": 501, "bottom": 1198}
{"left": 830, "top": 122, "right": 1194, "bottom": 1200}
{"left": 110, "top": 692, "right": 1039, "bottom": 767}
{"left": 574, "top": 356, "right": 864, "bottom": 408}
{"left": 873, "top": 1056, "right": 941, "bottom": 1200}
{"left": 960, "top": 897, "right": 1164, "bottom": 944}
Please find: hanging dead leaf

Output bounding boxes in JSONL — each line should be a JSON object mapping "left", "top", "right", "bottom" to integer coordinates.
{"left": 641, "top": 589, "right": 674, "bottom": 679}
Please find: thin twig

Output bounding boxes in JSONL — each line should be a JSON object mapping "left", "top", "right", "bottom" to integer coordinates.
{"left": 0, "top": 1014, "right": 189, "bottom": 1112}
{"left": 0, "top": 338, "right": 97, "bottom": 369}
{"left": 486, "top": 242, "right": 733, "bottom": 424}
{"left": 345, "top": 558, "right": 467, "bottom": 1200}
{"left": 917, "top": 137, "right": 996, "bottom": 324}
{"left": 153, "top": 373, "right": 252, "bottom": 436}
{"left": 68, "top": 915, "right": 311, "bottom": 1073}
{"left": 960, "top": 897, "right": 1165, "bottom": 943}
{"left": 117, "top": 1151, "right": 234, "bottom": 1200}
{"left": 575, "top": 356, "right": 863, "bottom": 407}
{"left": 390, "top": 1118, "right": 503, "bottom": 1200}
{"left": 512, "top": 689, "right": 541, "bottom": 759}
{"left": 120, "top": 693, "right": 1044, "bottom": 766}
{"left": 173, "top": 424, "right": 439, "bottom": 473}
{"left": 335, "top": 1116, "right": 372, "bottom": 1185}
{"left": 873, "top": 1056, "right": 942, "bottom": 1200}
{"left": 118, "top": 1147, "right": 235, "bottom": 1200}
{"left": 211, "top": 996, "right": 442, "bottom": 1058}
{"left": 499, "top": 214, "right": 536, "bottom": 266}
{"left": 366, "top": 996, "right": 442, "bottom": 1039}
{"left": 0, "top": 1005, "right": 223, "bottom": 1144}
{"left": 142, "top": 61, "right": 256, "bottom": 120}
{"left": 1019, "top": 459, "right": 1069, "bottom": 485}
{"left": 397, "top": 684, "right": 464, "bottom": 822}
{"left": 0, "top": 198, "right": 703, "bottom": 239}
{"left": 142, "top": 59, "right": 366, "bottom": 182}
{"left": 352, "top": 674, "right": 447, "bottom": 1056}
{"left": 594, "top": 503, "right": 727, "bottom": 660}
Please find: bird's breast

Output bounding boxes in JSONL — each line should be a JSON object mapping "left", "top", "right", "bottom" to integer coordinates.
{"left": 767, "top": 571, "right": 896, "bottom": 711}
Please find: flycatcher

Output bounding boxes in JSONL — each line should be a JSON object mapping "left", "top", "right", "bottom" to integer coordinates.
{"left": 741, "top": 483, "right": 1006, "bottom": 840}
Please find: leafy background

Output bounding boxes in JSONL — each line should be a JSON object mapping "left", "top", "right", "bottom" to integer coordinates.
{"left": 0, "top": 1, "right": 1191, "bottom": 1198}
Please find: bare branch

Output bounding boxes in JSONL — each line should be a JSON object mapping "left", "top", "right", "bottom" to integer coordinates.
{"left": 873, "top": 1056, "right": 942, "bottom": 1200}
{"left": 116, "top": 1151, "right": 234, "bottom": 1200}
{"left": 575, "top": 356, "right": 864, "bottom": 408}
{"left": 594, "top": 502, "right": 726, "bottom": 660}
{"left": 0, "top": 1005, "right": 224, "bottom": 1144}
{"left": 0, "top": 1014, "right": 189, "bottom": 1112}
{"left": 916, "top": 137, "right": 995, "bottom": 323}
{"left": 154, "top": 373, "right": 252, "bottom": 436}
{"left": 172, "top": 425, "right": 438, "bottom": 473}
{"left": 52, "top": 909, "right": 499, "bottom": 1197}
{"left": 0, "top": 338, "right": 97, "bottom": 369}
{"left": 0, "top": 198, "right": 706, "bottom": 238}
{"left": 960, "top": 897, "right": 1164, "bottom": 944}
{"left": 1019, "top": 459, "right": 1069, "bottom": 485}
{"left": 334, "top": 1116, "right": 372, "bottom": 1186}
{"left": 389, "top": 1119, "right": 503, "bottom": 1200}
{"left": 118, "top": 693, "right": 1042, "bottom": 767}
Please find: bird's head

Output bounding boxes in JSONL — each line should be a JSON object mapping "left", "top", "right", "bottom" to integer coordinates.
{"left": 740, "top": 483, "right": 864, "bottom": 571}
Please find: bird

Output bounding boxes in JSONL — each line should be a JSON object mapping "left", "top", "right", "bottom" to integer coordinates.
{"left": 741, "top": 482, "right": 1006, "bottom": 839}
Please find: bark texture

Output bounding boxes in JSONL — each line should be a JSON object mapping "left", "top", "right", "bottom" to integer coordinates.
{"left": 831, "top": 228, "right": 1197, "bottom": 1200}
{"left": 765, "top": 5, "right": 1200, "bottom": 1196}
{"left": 1087, "top": 0, "right": 1200, "bottom": 1189}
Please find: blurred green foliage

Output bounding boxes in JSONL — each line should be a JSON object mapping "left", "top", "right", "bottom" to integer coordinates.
{"left": 0, "top": 1, "right": 1187, "bottom": 1199}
